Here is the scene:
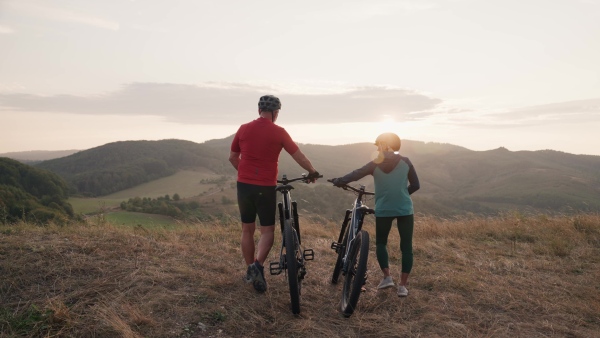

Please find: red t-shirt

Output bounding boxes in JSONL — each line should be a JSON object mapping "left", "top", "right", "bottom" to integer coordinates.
{"left": 231, "top": 117, "right": 300, "bottom": 186}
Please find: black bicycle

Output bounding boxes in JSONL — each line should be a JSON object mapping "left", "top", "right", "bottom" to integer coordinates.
{"left": 270, "top": 172, "right": 322, "bottom": 314}
{"left": 329, "top": 180, "right": 375, "bottom": 317}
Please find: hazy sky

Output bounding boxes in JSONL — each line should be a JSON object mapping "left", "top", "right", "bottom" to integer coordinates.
{"left": 1, "top": 0, "right": 599, "bottom": 155}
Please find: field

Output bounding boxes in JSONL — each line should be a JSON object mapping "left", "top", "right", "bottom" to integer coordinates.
{"left": 1, "top": 213, "right": 599, "bottom": 337}
{"left": 68, "top": 169, "right": 232, "bottom": 227}
{"left": 102, "top": 169, "right": 224, "bottom": 200}
{"left": 104, "top": 211, "right": 180, "bottom": 228}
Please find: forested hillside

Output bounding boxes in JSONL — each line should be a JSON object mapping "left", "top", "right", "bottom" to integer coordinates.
{"left": 29, "top": 136, "right": 600, "bottom": 216}
{"left": 0, "top": 157, "right": 74, "bottom": 224}
{"left": 36, "top": 139, "right": 233, "bottom": 196}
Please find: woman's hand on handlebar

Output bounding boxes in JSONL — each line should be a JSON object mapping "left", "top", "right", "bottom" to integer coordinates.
{"left": 328, "top": 177, "right": 345, "bottom": 187}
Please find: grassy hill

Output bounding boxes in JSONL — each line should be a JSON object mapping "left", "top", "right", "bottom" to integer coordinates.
{"left": 1, "top": 214, "right": 599, "bottom": 337}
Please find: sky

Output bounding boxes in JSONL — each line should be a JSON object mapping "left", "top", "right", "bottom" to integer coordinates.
{"left": 1, "top": 0, "right": 599, "bottom": 155}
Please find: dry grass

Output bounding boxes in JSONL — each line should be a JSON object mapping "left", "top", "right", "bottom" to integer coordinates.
{"left": 1, "top": 213, "right": 599, "bottom": 337}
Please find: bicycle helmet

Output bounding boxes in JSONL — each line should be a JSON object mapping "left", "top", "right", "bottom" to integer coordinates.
{"left": 258, "top": 95, "right": 282, "bottom": 112}
{"left": 375, "top": 132, "right": 401, "bottom": 151}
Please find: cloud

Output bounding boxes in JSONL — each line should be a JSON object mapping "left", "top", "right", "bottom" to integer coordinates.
{"left": 490, "top": 99, "right": 600, "bottom": 124}
{"left": 0, "top": 82, "right": 442, "bottom": 125}
{"left": 430, "top": 98, "right": 600, "bottom": 130}
{"left": 7, "top": 2, "right": 119, "bottom": 31}
{"left": 0, "top": 25, "right": 14, "bottom": 34}
{"left": 130, "top": 24, "right": 169, "bottom": 33}
{"left": 303, "top": 0, "right": 435, "bottom": 23}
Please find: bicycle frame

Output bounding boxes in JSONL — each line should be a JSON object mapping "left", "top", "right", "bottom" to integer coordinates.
{"left": 332, "top": 184, "right": 374, "bottom": 274}
{"left": 270, "top": 174, "right": 316, "bottom": 276}
{"left": 270, "top": 173, "right": 321, "bottom": 315}
{"left": 329, "top": 182, "right": 374, "bottom": 317}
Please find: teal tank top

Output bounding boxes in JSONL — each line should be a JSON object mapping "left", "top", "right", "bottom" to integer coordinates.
{"left": 373, "top": 160, "right": 414, "bottom": 217}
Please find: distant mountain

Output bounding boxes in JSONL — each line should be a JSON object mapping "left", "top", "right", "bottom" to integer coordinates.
{"left": 32, "top": 137, "right": 600, "bottom": 215}
{"left": 206, "top": 137, "right": 600, "bottom": 215}
{"left": 0, "top": 149, "right": 81, "bottom": 163}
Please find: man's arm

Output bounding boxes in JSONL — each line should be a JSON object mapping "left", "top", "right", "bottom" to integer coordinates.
{"left": 229, "top": 151, "right": 240, "bottom": 170}
{"left": 290, "top": 149, "right": 316, "bottom": 173}
{"left": 290, "top": 149, "right": 319, "bottom": 182}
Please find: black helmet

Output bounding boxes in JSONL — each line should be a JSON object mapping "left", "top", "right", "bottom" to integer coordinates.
{"left": 258, "top": 95, "right": 281, "bottom": 112}
{"left": 375, "top": 133, "right": 401, "bottom": 151}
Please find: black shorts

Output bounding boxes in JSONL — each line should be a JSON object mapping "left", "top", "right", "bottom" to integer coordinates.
{"left": 237, "top": 182, "right": 277, "bottom": 226}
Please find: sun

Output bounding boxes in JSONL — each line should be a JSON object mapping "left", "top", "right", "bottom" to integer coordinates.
{"left": 368, "top": 115, "right": 397, "bottom": 139}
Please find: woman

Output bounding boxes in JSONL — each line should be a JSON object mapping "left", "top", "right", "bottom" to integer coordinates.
{"left": 330, "top": 132, "right": 420, "bottom": 296}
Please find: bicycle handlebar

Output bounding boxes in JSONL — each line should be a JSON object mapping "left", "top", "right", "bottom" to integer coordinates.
{"left": 277, "top": 172, "right": 323, "bottom": 185}
{"left": 327, "top": 179, "right": 375, "bottom": 196}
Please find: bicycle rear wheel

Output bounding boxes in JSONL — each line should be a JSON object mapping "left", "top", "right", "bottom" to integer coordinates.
{"left": 284, "top": 220, "right": 301, "bottom": 314}
{"left": 341, "top": 230, "right": 369, "bottom": 317}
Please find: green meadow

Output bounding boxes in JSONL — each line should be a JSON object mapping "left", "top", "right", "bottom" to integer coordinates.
{"left": 69, "top": 169, "right": 230, "bottom": 227}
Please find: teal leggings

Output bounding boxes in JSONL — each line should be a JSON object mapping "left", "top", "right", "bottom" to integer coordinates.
{"left": 375, "top": 215, "right": 414, "bottom": 273}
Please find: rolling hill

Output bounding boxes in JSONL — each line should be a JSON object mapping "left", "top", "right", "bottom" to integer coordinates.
{"left": 8, "top": 136, "right": 599, "bottom": 218}
{"left": 35, "top": 139, "right": 233, "bottom": 197}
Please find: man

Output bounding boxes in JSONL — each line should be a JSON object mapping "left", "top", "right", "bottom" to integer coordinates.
{"left": 229, "top": 94, "right": 319, "bottom": 293}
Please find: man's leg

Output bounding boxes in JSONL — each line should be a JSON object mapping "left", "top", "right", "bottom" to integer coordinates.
{"left": 255, "top": 225, "right": 275, "bottom": 266}
{"left": 241, "top": 222, "right": 256, "bottom": 265}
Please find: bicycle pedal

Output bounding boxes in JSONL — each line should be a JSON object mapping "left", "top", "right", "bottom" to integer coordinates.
{"left": 331, "top": 242, "right": 342, "bottom": 251}
{"left": 303, "top": 249, "right": 314, "bottom": 261}
{"left": 269, "top": 262, "right": 282, "bottom": 275}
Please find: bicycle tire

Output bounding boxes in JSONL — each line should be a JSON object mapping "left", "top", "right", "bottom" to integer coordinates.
{"left": 341, "top": 230, "right": 369, "bottom": 317}
{"left": 284, "top": 220, "right": 301, "bottom": 314}
{"left": 331, "top": 228, "right": 349, "bottom": 284}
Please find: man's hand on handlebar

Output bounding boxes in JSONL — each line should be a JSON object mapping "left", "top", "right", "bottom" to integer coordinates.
{"left": 306, "top": 171, "right": 322, "bottom": 183}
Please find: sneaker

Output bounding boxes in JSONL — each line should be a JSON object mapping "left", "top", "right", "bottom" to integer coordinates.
{"left": 377, "top": 276, "right": 395, "bottom": 289}
{"left": 243, "top": 265, "right": 255, "bottom": 284}
{"left": 397, "top": 285, "right": 408, "bottom": 297}
{"left": 252, "top": 262, "right": 267, "bottom": 292}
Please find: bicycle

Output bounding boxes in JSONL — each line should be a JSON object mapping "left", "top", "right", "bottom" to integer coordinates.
{"left": 329, "top": 180, "right": 375, "bottom": 317}
{"left": 270, "top": 172, "right": 322, "bottom": 315}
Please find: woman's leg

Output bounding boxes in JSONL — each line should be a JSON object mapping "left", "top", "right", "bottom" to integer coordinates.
{"left": 376, "top": 216, "right": 395, "bottom": 277}
{"left": 396, "top": 214, "right": 414, "bottom": 286}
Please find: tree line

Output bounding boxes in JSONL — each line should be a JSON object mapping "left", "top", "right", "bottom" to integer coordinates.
{"left": 120, "top": 194, "right": 211, "bottom": 221}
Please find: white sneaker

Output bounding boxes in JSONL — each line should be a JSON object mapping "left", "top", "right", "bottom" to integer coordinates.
{"left": 377, "top": 276, "right": 395, "bottom": 289}
{"left": 397, "top": 285, "right": 408, "bottom": 297}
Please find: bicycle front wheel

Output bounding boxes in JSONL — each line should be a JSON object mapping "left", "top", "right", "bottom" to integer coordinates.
{"left": 341, "top": 230, "right": 369, "bottom": 317}
{"left": 331, "top": 226, "right": 349, "bottom": 284}
{"left": 284, "top": 220, "right": 301, "bottom": 314}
